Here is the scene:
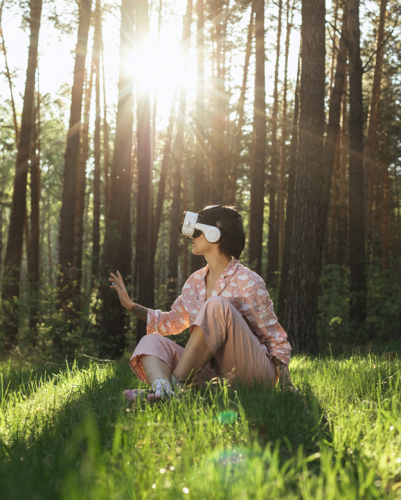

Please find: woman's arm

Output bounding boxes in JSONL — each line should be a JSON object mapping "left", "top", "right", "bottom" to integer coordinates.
{"left": 109, "top": 271, "right": 148, "bottom": 323}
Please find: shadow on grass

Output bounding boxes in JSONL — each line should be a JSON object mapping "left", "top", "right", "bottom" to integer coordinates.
{"left": 0, "top": 360, "right": 138, "bottom": 500}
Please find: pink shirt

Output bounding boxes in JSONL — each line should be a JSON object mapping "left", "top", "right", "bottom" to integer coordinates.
{"left": 147, "top": 259, "right": 292, "bottom": 365}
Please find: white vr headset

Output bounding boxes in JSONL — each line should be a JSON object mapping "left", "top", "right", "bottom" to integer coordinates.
{"left": 179, "top": 206, "right": 243, "bottom": 244}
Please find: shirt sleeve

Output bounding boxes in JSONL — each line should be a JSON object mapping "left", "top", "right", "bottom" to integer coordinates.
{"left": 146, "top": 294, "right": 190, "bottom": 336}
{"left": 240, "top": 275, "right": 292, "bottom": 365}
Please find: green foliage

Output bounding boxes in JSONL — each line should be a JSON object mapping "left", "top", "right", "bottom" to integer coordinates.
{"left": 0, "top": 354, "right": 400, "bottom": 498}
{"left": 318, "top": 263, "right": 401, "bottom": 353}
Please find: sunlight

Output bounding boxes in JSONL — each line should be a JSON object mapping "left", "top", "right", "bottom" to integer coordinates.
{"left": 131, "top": 37, "right": 184, "bottom": 101}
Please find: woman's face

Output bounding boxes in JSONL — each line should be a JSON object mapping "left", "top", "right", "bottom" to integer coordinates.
{"left": 191, "top": 232, "right": 217, "bottom": 256}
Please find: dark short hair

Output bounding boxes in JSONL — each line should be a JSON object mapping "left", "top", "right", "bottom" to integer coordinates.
{"left": 199, "top": 205, "right": 245, "bottom": 260}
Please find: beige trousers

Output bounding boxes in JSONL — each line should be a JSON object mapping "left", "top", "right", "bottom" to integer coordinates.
{"left": 129, "top": 296, "right": 277, "bottom": 388}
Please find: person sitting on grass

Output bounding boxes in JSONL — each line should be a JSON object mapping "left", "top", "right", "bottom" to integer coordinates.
{"left": 109, "top": 205, "right": 296, "bottom": 401}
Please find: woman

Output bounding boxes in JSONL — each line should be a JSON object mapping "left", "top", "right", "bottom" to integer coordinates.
{"left": 109, "top": 205, "right": 296, "bottom": 401}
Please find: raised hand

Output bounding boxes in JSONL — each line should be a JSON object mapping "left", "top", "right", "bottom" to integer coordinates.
{"left": 109, "top": 270, "right": 132, "bottom": 310}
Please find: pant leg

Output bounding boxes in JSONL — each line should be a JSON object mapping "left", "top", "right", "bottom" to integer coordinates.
{"left": 190, "top": 296, "right": 277, "bottom": 389}
{"left": 129, "top": 332, "right": 215, "bottom": 384}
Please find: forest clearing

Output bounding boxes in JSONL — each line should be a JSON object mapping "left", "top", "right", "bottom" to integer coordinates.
{"left": 1, "top": 0, "right": 401, "bottom": 496}
{"left": 0, "top": 352, "right": 400, "bottom": 499}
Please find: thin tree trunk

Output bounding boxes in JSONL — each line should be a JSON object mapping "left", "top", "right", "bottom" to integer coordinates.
{"left": 73, "top": 49, "right": 95, "bottom": 291}
{"left": 249, "top": 0, "right": 265, "bottom": 276}
{"left": 278, "top": 51, "right": 300, "bottom": 328}
{"left": 92, "top": 0, "right": 101, "bottom": 283}
{"left": 278, "top": 0, "right": 294, "bottom": 267}
{"left": 136, "top": 0, "right": 155, "bottom": 342}
{"left": 191, "top": 0, "right": 206, "bottom": 273}
{"left": 283, "top": 0, "right": 325, "bottom": 353}
{"left": 266, "top": 0, "right": 282, "bottom": 283}
{"left": 347, "top": 0, "right": 367, "bottom": 323}
{"left": 328, "top": 140, "right": 339, "bottom": 263}
{"left": 327, "top": 0, "right": 340, "bottom": 118}
{"left": 182, "top": 155, "right": 188, "bottom": 281}
{"left": 57, "top": 0, "right": 92, "bottom": 325}
{"left": 1, "top": 0, "right": 43, "bottom": 350}
{"left": 152, "top": 90, "right": 177, "bottom": 258}
{"left": 210, "top": 0, "right": 226, "bottom": 203}
{"left": 318, "top": 11, "right": 347, "bottom": 263}
{"left": 336, "top": 76, "right": 348, "bottom": 267}
{"left": 167, "top": 0, "right": 193, "bottom": 307}
{"left": 365, "top": 0, "right": 388, "bottom": 245}
{"left": 99, "top": 0, "right": 134, "bottom": 358}
{"left": 28, "top": 92, "right": 41, "bottom": 343}
{"left": 226, "top": 3, "right": 254, "bottom": 207}
{"left": 101, "top": 27, "right": 111, "bottom": 230}
{"left": 382, "top": 133, "right": 390, "bottom": 270}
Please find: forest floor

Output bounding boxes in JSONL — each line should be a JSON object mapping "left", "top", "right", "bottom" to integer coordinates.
{"left": 0, "top": 350, "right": 400, "bottom": 499}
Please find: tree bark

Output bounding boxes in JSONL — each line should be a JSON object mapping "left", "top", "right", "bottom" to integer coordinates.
{"left": 249, "top": 0, "right": 266, "bottom": 276}
{"left": 283, "top": 0, "right": 325, "bottom": 353}
{"left": 347, "top": 0, "right": 367, "bottom": 323}
{"left": 318, "top": 11, "right": 347, "bottom": 259}
{"left": 136, "top": 0, "right": 154, "bottom": 342}
{"left": 226, "top": 3, "right": 254, "bottom": 207}
{"left": 278, "top": 0, "right": 294, "bottom": 267}
{"left": 278, "top": 52, "right": 300, "bottom": 329}
{"left": 382, "top": 133, "right": 389, "bottom": 270}
{"left": 1, "top": 0, "right": 43, "bottom": 350}
{"left": 336, "top": 77, "right": 348, "bottom": 267}
{"left": 167, "top": 0, "right": 193, "bottom": 307}
{"left": 266, "top": 0, "right": 282, "bottom": 283}
{"left": 191, "top": 0, "right": 206, "bottom": 273}
{"left": 57, "top": 0, "right": 92, "bottom": 323}
{"left": 365, "top": 0, "right": 388, "bottom": 245}
{"left": 28, "top": 93, "right": 41, "bottom": 344}
{"left": 92, "top": 0, "right": 101, "bottom": 282}
{"left": 102, "top": 35, "right": 111, "bottom": 229}
{"left": 73, "top": 52, "right": 95, "bottom": 290}
{"left": 99, "top": 0, "right": 134, "bottom": 358}
{"left": 328, "top": 140, "right": 340, "bottom": 263}
{"left": 152, "top": 90, "right": 177, "bottom": 259}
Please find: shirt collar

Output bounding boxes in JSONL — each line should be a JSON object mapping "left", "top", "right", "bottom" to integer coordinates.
{"left": 199, "top": 258, "right": 239, "bottom": 279}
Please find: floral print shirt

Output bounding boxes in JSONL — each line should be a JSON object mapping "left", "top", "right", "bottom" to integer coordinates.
{"left": 147, "top": 259, "right": 292, "bottom": 365}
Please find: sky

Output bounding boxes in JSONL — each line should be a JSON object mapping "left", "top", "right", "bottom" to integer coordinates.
{"left": 0, "top": 0, "right": 302, "bottom": 132}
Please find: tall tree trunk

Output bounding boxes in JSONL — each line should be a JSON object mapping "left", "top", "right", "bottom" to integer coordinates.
{"left": 266, "top": 0, "right": 282, "bottom": 283}
{"left": 167, "top": 0, "right": 193, "bottom": 307}
{"left": 152, "top": 91, "right": 177, "bottom": 259}
{"left": 210, "top": 0, "right": 226, "bottom": 203}
{"left": 283, "top": 0, "right": 325, "bottom": 353}
{"left": 73, "top": 54, "right": 95, "bottom": 291}
{"left": 365, "top": 0, "right": 388, "bottom": 245}
{"left": 278, "top": 52, "right": 300, "bottom": 328}
{"left": 318, "top": 11, "right": 347, "bottom": 260}
{"left": 278, "top": 0, "right": 294, "bottom": 267}
{"left": 57, "top": 0, "right": 92, "bottom": 328}
{"left": 28, "top": 93, "right": 41, "bottom": 344}
{"left": 347, "top": 0, "right": 367, "bottom": 323}
{"left": 136, "top": 0, "right": 154, "bottom": 342}
{"left": 382, "top": 133, "right": 389, "bottom": 270}
{"left": 226, "top": 3, "right": 254, "bottom": 207}
{"left": 99, "top": 0, "right": 134, "bottom": 358}
{"left": 328, "top": 140, "right": 339, "bottom": 263}
{"left": 1, "top": 0, "right": 43, "bottom": 351}
{"left": 191, "top": 0, "right": 206, "bottom": 273}
{"left": 336, "top": 76, "right": 348, "bottom": 267}
{"left": 102, "top": 35, "right": 111, "bottom": 228}
{"left": 248, "top": 0, "right": 266, "bottom": 276}
{"left": 92, "top": 0, "right": 101, "bottom": 282}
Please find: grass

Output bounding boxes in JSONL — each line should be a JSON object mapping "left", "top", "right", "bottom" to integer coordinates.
{"left": 0, "top": 352, "right": 400, "bottom": 499}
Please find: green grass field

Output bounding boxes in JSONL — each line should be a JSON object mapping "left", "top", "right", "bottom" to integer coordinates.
{"left": 0, "top": 352, "right": 400, "bottom": 499}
